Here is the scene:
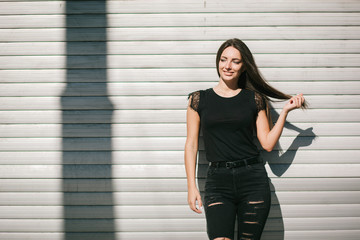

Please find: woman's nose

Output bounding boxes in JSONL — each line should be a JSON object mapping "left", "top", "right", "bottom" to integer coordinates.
{"left": 225, "top": 61, "right": 231, "bottom": 69}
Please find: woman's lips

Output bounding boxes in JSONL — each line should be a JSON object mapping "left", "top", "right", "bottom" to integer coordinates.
{"left": 223, "top": 71, "right": 233, "bottom": 76}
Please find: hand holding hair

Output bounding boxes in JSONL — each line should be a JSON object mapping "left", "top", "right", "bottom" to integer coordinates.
{"left": 283, "top": 93, "right": 305, "bottom": 113}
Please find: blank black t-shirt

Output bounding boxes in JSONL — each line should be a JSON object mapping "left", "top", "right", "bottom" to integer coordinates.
{"left": 188, "top": 88, "right": 266, "bottom": 162}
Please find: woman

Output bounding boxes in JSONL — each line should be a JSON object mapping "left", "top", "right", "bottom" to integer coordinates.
{"left": 184, "top": 38, "right": 306, "bottom": 240}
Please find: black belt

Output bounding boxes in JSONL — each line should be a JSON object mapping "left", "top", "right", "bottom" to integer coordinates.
{"left": 209, "top": 156, "right": 262, "bottom": 169}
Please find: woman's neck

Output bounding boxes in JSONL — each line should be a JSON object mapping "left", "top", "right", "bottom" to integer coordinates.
{"left": 214, "top": 78, "right": 240, "bottom": 91}
{"left": 213, "top": 79, "right": 242, "bottom": 97}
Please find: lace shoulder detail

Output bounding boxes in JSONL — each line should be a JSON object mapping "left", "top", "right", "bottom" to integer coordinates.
{"left": 187, "top": 91, "right": 201, "bottom": 112}
{"left": 254, "top": 91, "right": 266, "bottom": 113}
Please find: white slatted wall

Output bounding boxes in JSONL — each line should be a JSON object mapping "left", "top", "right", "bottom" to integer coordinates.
{"left": 0, "top": 1, "right": 359, "bottom": 239}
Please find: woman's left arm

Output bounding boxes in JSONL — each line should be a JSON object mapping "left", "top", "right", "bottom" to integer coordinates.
{"left": 256, "top": 93, "right": 305, "bottom": 152}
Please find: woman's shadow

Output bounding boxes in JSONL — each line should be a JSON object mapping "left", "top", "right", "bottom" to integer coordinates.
{"left": 260, "top": 106, "right": 316, "bottom": 239}
{"left": 197, "top": 106, "right": 316, "bottom": 239}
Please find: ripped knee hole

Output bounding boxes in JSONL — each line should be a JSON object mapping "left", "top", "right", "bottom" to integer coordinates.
{"left": 240, "top": 233, "right": 254, "bottom": 240}
{"left": 243, "top": 221, "right": 259, "bottom": 224}
{"left": 248, "top": 200, "right": 264, "bottom": 204}
{"left": 207, "top": 202, "right": 224, "bottom": 207}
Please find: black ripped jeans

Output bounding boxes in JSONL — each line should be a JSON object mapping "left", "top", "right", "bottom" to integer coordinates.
{"left": 204, "top": 157, "right": 271, "bottom": 240}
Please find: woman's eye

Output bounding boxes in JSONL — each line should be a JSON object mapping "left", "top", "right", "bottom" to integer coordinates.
{"left": 220, "top": 59, "right": 226, "bottom": 62}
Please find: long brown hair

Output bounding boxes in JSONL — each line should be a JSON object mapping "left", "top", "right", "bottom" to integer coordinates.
{"left": 216, "top": 38, "right": 308, "bottom": 113}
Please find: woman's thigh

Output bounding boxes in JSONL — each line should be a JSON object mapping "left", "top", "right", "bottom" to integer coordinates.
{"left": 204, "top": 197, "right": 237, "bottom": 240}
{"left": 204, "top": 166, "right": 237, "bottom": 239}
{"left": 235, "top": 163, "right": 271, "bottom": 240}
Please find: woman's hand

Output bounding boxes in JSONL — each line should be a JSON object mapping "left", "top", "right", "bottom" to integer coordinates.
{"left": 187, "top": 186, "right": 203, "bottom": 214}
{"left": 283, "top": 93, "right": 305, "bottom": 113}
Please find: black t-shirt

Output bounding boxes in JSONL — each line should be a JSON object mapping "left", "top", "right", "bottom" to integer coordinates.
{"left": 188, "top": 88, "right": 266, "bottom": 162}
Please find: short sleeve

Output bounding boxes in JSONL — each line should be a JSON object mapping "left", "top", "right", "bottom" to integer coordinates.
{"left": 187, "top": 91, "right": 201, "bottom": 112}
{"left": 254, "top": 92, "right": 266, "bottom": 113}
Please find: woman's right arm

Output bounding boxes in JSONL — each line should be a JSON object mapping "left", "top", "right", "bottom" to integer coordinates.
{"left": 184, "top": 96, "right": 203, "bottom": 214}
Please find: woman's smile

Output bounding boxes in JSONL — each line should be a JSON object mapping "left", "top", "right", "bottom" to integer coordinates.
{"left": 223, "top": 71, "right": 234, "bottom": 76}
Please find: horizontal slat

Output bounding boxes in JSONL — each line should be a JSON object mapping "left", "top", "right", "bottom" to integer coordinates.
{"left": 0, "top": 110, "right": 185, "bottom": 123}
{"left": 1, "top": 68, "right": 359, "bottom": 83}
{"left": 0, "top": 231, "right": 359, "bottom": 240}
{"left": 2, "top": 40, "right": 360, "bottom": 55}
{"left": 0, "top": 191, "right": 359, "bottom": 206}
{"left": 0, "top": 123, "right": 359, "bottom": 137}
{"left": 1, "top": 82, "right": 359, "bottom": 96}
{"left": 1, "top": 178, "right": 359, "bottom": 192}
{"left": 0, "top": 204, "right": 359, "bottom": 219}
{"left": 1, "top": 54, "right": 360, "bottom": 69}
{"left": 0, "top": 150, "right": 358, "bottom": 165}
{"left": 0, "top": 136, "right": 359, "bottom": 151}
{"left": 0, "top": 218, "right": 359, "bottom": 232}
{"left": 1, "top": 0, "right": 360, "bottom": 14}
{"left": 1, "top": 13, "right": 360, "bottom": 28}
{"left": 2, "top": 205, "right": 203, "bottom": 219}
{"left": 0, "top": 164, "right": 359, "bottom": 178}
{"left": 0, "top": 96, "right": 359, "bottom": 110}
{"left": 1, "top": 27, "right": 360, "bottom": 42}
{"left": 0, "top": 109, "right": 358, "bottom": 124}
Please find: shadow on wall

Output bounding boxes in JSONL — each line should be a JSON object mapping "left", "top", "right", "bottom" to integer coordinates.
{"left": 61, "top": 1, "right": 116, "bottom": 239}
{"left": 197, "top": 105, "right": 316, "bottom": 239}
{"left": 265, "top": 107, "right": 316, "bottom": 177}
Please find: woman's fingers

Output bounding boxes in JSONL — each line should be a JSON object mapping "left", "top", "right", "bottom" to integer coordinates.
{"left": 190, "top": 201, "right": 196, "bottom": 212}
{"left": 196, "top": 194, "right": 202, "bottom": 213}
{"left": 190, "top": 200, "right": 202, "bottom": 213}
{"left": 300, "top": 94, "right": 305, "bottom": 106}
{"left": 296, "top": 93, "right": 305, "bottom": 107}
{"left": 284, "top": 93, "right": 305, "bottom": 112}
{"left": 193, "top": 193, "right": 203, "bottom": 213}
{"left": 188, "top": 190, "right": 203, "bottom": 214}
{"left": 293, "top": 94, "right": 304, "bottom": 108}
{"left": 289, "top": 97, "right": 297, "bottom": 108}
{"left": 295, "top": 95, "right": 301, "bottom": 108}
{"left": 197, "top": 193, "right": 203, "bottom": 209}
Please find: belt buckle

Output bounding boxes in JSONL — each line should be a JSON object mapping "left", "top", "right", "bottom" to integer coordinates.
{"left": 226, "top": 161, "right": 235, "bottom": 169}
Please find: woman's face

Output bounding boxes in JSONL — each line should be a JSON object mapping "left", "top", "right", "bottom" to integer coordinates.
{"left": 218, "top": 46, "right": 244, "bottom": 83}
